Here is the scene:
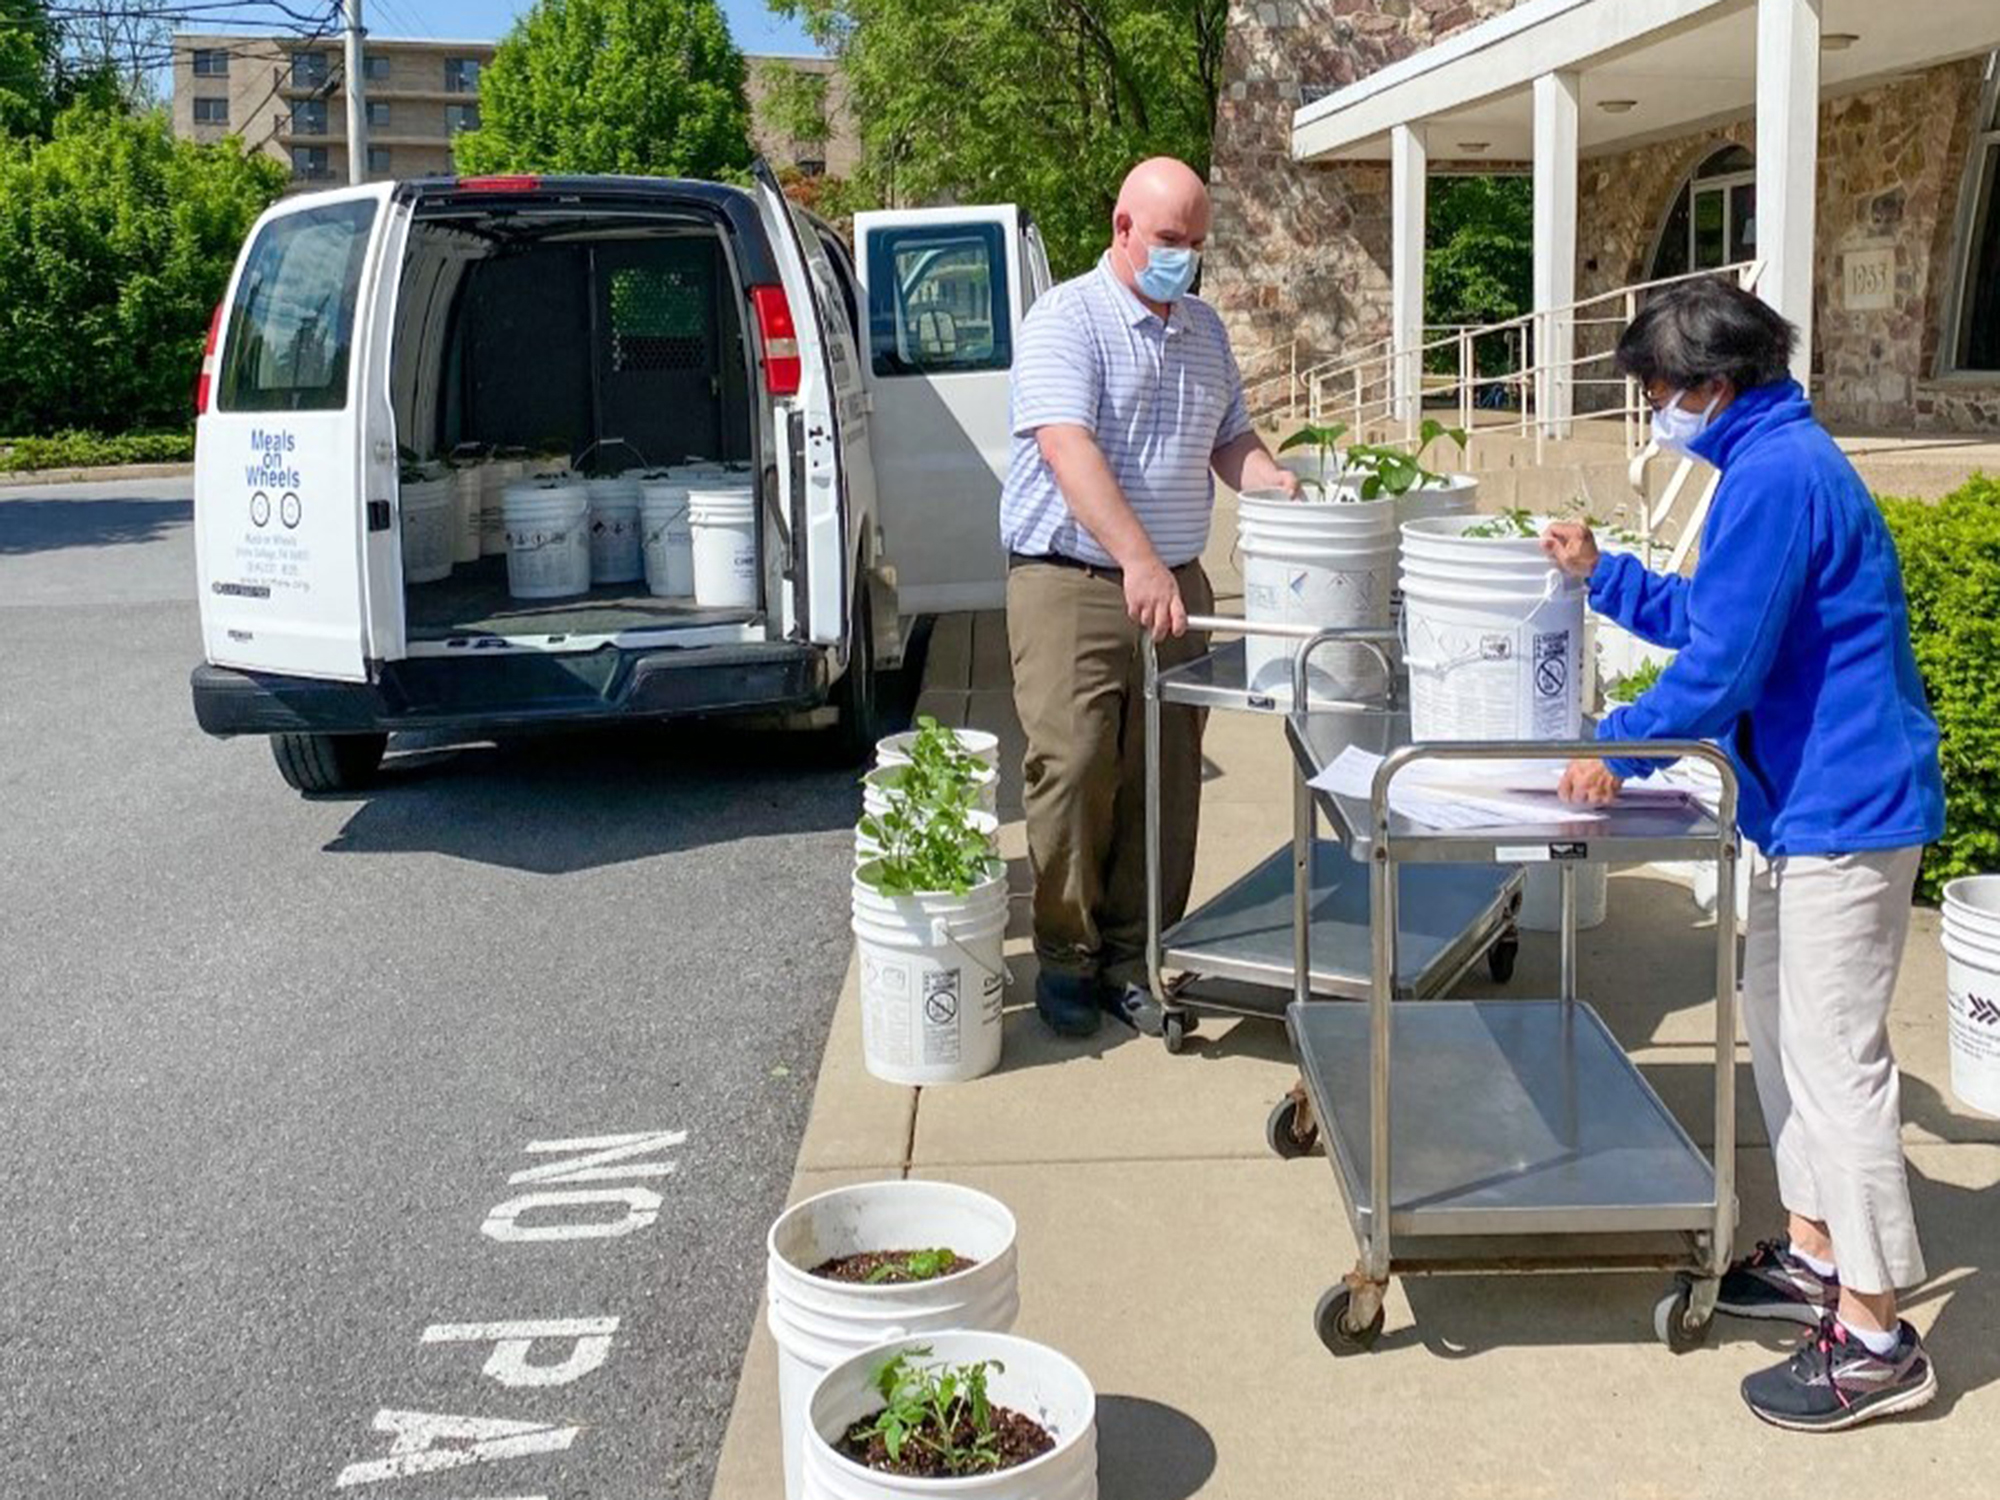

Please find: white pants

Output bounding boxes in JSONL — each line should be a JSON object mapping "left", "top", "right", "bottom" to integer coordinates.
{"left": 1743, "top": 847, "right": 1926, "bottom": 1295}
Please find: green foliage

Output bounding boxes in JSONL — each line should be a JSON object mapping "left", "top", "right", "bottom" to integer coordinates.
{"left": 0, "top": 429, "right": 191, "bottom": 471}
{"left": 1344, "top": 419, "right": 1467, "bottom": 500}
{"left": 1879, "top": 477, "right": 2000, "bottom": 900}
{"left": 0, "top": 0, "right": 58, "bottom": 137}
{"left": 1426, "top": 174, "right": 1533, "bottom": 378}
{"left": 1605, "top": 655, "right": 1669, "bottom": 703}
{"left": 759, "top": 60, "right": 832, "bottom": 147}
{"left": 1276, "top": 421, "right": 1347, "bottom": 495}
{"left": 774, "top": 0, "right": 1228, "bottom": 278}
{"left": 863, "top": 1248, "right": 960, "bottom": 1284}
{"left": 851, "top": 1347, "right": 1006, "bottom": 1475}
{"left": 0, "top": 102, "right": 284, "bottom": 435}
{"left": 453, "top": 0, "right": 755, "bottom": 179}
{"left": 858, "top": 718, "right": 999, "bottom": 896}
{"left": 1460, "top": 507, "right": 1539, "bottom": 539}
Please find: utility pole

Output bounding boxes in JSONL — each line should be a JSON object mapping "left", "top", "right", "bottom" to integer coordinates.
{"left": 344, "top": 0, "right": 368, "bottom": 184}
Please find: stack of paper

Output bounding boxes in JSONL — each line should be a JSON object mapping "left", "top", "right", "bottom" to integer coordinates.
{"left": 1307, "top": 746, "right": 1694, "bottom": 830}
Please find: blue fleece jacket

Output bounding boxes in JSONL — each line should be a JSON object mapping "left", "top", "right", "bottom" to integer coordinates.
{"left": 1592, "top": 378, "right": 1944, "bottom": 856}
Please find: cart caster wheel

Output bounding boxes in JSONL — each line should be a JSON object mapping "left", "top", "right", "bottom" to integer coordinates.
{"left": 1315, "top": 1285, "right": 1385, "bottom": 1354}
{"left": 1653, "top": 1280, "right": 1714, "bottom": 1354}
{"left": 1265, "top": 1093, "right": 1319, "bottom": 1159}
{"left": 1162, "top": 1011, "right": 1194, "bottom": 1054}
{"left": 1487, "top": 936, "right": 1520, "bottom": 984}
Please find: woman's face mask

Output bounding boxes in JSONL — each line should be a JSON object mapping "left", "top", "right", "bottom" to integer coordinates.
{"left": 1652, "top": 386, "right": 1723, "bottom": 454}
{"left": 1121, "top": 235, "right": 1200, "bottom": 304}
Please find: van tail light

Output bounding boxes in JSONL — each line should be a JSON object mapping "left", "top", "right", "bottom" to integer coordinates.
{"left": 750, "top": 284, "right": 802, "bottom": 396}
{"left": 194, "top": 300, "right": 223, "bottom": 415}
{"left": 456, "top": 174, "right": 542, "bottom": 193}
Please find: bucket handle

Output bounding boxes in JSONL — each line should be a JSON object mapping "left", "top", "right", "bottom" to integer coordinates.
{"left": 929, "top": 914, "right": 1013, "bottom": 988}
{"left": 1401, "top": 568, "right": 1565, "bottom": 674}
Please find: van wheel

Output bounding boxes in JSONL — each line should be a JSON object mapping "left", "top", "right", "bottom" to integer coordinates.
{"left": 827, "top": 591, "right": 880, "bottom": 767}
{"left": 270, "top": 732, "right": 387, "bottom": 794}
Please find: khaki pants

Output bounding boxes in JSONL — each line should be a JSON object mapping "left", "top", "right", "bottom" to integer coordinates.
{"left": 1006, "top": 559, "right": 1214, "bottom": 987}
{"left": 1743, "top": 846, "right": 1927, "bottom": 1295}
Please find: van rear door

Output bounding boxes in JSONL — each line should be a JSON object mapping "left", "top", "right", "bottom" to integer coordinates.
{"left": 852, "top": 205, "right": 1041, "bottom": 614}
{"left": 194, "top": 183, "right": 407, "bottom": 682}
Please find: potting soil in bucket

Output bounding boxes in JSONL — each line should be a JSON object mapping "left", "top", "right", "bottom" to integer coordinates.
{"left": 852, "top": 860, "right": 1007, "bottom": 1087}
{"left": 501, "top": 479, "right": 591, "bottom": 600}
{"left": 1237, "top": 488, "right": 1395, "bottom": 704}
{"left": 1942, "top": 876, "right": 2000, "bottom": 1117}
{"left": 639, "top": 476, "right": 695, "bottom": 597}
{"left": 768, "top": 1181, "right": 1021, "bottom": 1500}
{"left": 398, "top": 476, "right": 455, "bottom": 584}
{"left": 585, "top": 476, "right": 645, "bottom": 585}
{"left": 689, "top": 484, "right": 758, "bottom": 608}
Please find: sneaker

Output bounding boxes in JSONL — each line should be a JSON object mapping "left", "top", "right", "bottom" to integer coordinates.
{"left": 1034, "top": 970, "right": 1101, "bottom": 1038}
{"left": 1715, "top": 1238, "right": 1840, "bottom": 1326}
{"left": 1098, "top": 979, "right": 1164, "bottom": 1033}
{"left": 1741, "top": 1317, "right": 1938, "bottom": 1432}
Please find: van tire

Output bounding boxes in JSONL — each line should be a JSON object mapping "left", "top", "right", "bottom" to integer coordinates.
{"left": 827, "top": 591, "right": 880, "bottom": 767}
{"left": 270, "top": 732, "right": 387, "bottom": 794}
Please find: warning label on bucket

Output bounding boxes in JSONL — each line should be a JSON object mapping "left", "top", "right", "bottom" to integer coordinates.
{"left": 921, "top": 969, "right": 962, "bottom": 1066}
{"left": 1531, "top": 630, "right": 1571, "bottom": 737}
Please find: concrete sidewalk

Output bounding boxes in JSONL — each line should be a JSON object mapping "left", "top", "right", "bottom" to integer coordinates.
{"left": 707, "top": 517, "right": 1999, "bottom": 1500}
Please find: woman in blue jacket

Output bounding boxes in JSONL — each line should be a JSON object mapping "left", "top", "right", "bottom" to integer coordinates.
{"left": 1542, "top": 278, "right": 1945, "bottom": 1432}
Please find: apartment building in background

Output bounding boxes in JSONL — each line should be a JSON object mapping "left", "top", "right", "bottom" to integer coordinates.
{"left": 171, "top": 33, "right": 859, "bottom": 189}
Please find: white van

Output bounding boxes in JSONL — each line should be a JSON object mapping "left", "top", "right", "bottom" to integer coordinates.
{"left": 191, "top": 165, "right": 1051, "bottom": 791}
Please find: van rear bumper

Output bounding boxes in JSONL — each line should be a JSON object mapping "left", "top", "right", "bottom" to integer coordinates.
{"left": 191, "top": 641, "right": 827, "bottom": 737}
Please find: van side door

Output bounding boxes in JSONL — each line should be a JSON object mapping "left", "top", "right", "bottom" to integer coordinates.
{"left": 852, "top": 206, "right": 1030, "bottom": 614}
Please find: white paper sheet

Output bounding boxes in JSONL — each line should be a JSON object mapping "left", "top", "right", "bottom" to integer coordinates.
{"left": 1308, "top": 745, "right": 1611, "bottom": 828}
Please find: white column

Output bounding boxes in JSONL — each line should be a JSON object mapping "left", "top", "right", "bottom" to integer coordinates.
{"left": 1533, "top": 71, "right": 1579, "bottom": 436}
{"left": 1756, "top": 0, "right": 1821, "bottom": 386}
{"left": 1390, "top": 122, "right": 1428, "bottom": 427}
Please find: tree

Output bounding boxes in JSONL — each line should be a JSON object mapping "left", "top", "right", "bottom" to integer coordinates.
{"left": 0, "top": 102, "right": 286, "bottom": 433}
{"left": 774, "top": 0, "right": 1228, "bottom": 278}
{"left": 1425, "top": 175, "right": 1534, "bottom": 378}
{"left": 0, "top": 0, "right": 59, "bottom": 137}
{"left": 454, "top": 0, "right": 755, "bottom": 180}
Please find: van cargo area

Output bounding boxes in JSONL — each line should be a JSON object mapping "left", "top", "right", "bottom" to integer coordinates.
{"left": 392, "top": 192, "right": 764, "bottom": 645}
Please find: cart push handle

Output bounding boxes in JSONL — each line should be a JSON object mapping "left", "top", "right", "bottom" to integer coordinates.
{"left": 1141, "top": 615, "right": 1400, "bottom": 710}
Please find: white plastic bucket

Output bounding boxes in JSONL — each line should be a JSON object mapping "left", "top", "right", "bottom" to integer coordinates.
{"left": 1400, "top": 514, "right": 1584, "bottom": 743}
{"left": 803, "top": 1331, "right": 1095, "bottom": 1500}
{"left": 585, "top": 476, "right": 645, "bottom": 585}
{"left": 857, "top": 810, "right": 1000, "bottom": 867}
{"left": 1237, "top": 488, "right": 1395, "bottom": 704}
{"left": 863, "top": 762, "right": 1000, "bottom": 817}
{"left": 1517, "top": 864, "right": 1609, "bottom": 933}
{"left": 398, "top": 476, "right": 455, "bottom": 584}
{"left": 874, "top": 728, "right": 1002, "bottom": 772}
{"left": 452, "top": 466, "right": 482, "bottom": 564}
{"left": 479, "top": 459, "right": 527, "bottom": 556}
{"left": 501, "top": 480, "right": 591, "bottom": 600}
{"left": 639, "top": 478, "right": 695, "bottom": 597}
{"left": 689, "top": 484, "right": 758, "bottom": 608}
{"left": 769, "top": 1182, "right": 1022, "bottom": 1500}
{"left": 1943, "top": 877, "right": 2000, "bottom": 1117}
{"left": 852, "top": 861, "right": 1007, "bottom": 1087}
{"left": 1387, "top": 477, "right": 1479, "bottom": 665}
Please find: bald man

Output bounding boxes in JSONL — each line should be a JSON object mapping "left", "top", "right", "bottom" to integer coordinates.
{"left": 1002, "top": 156, "right": 1298, "bottom": 1037}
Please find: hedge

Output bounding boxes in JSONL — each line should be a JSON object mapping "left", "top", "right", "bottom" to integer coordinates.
{"left": 0, "top": 429, "right": 193, "bottom": 472}
{"left": 1880, "top": 474, "right": 2000, "bottom": 901}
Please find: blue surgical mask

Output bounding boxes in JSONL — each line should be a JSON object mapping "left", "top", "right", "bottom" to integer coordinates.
{"left": 1652, "top": 388, "right": 1721, "bottom": 454}
{"left": 1125, "top": 241, "right": 1199, "bottom": 303}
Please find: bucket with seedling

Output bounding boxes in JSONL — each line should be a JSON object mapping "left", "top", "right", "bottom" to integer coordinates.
{"left": 767, "top": 1182, "right": 1021, "bottom": 1500}
{"left": 397, "top": 452, "right": 456, "bottom": 584}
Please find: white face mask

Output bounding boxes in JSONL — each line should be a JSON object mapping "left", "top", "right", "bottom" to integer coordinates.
{"left": 1652, "top": 388, "right": 1722, "bottom": 454}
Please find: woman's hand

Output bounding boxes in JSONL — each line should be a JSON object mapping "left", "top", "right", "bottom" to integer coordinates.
{"left": 1558, "top": 758, "right": 1622, "bottom": 807}
{"left": 1541, "top": 521, "right": 1600, "bottom": 581}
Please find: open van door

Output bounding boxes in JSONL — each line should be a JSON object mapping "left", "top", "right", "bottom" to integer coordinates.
{"left": 853, "top": 205, "right": 1046, "bottom": 614}
{"left": 194, "top": 183, "right": 408, "bottom": 682}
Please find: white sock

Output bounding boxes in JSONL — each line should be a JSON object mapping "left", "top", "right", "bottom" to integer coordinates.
{"left": 1793, "top": 1246, "right": 1837, "bottom": 1279}
{"left": 1841, "top": 1318, "right": 1901, "bottom": 1357}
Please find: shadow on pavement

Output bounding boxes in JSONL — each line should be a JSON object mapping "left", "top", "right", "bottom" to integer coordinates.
{"left": 0, "top": 495, "right": 191, "bottom": 554}
{"left": 1096, "top": 1395, "right": 1217, "bottom": 1500}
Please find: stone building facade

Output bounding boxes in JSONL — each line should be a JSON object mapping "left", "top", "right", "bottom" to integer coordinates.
{"left": 1209, "top": 2, "right": 2000, "bottom": 432}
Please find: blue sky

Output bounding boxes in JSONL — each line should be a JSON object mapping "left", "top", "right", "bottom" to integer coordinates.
{"left": 185, "top": 1, "right": 821, "bottom": 56}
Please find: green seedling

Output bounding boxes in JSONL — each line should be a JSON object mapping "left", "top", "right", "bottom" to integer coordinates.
{"left": 1276, "top": 421, "right": 1350, "bottom": 497}
{"left": 1606, "top": 655, "right": 1669, "bottom": 702}
{"left": 1460, "top": 507, "right": 1540, "bottom": 539}
{"left": 859, "top": 717, "right": 999, "bottom": 897}
{"left": 863, "top": 1248, "right": 960, "bottom": 1284}
{"left": 849, "top": 1348, "right": 1006, "bottom": 1475}
{"left": 1343, "top": 417, "right": 1468, "bottom": 500}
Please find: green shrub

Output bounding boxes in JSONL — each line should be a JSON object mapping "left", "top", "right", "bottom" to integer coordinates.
{"left": 1879, "top": 475, "right": 2000, "bottom": 900}
{"left": 0, "top": 429, "right": 192, "bottom": 471}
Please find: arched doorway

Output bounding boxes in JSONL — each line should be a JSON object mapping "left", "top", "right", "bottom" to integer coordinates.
{"left": 1648, "top": 145, "right": 1757, "bottom": 280}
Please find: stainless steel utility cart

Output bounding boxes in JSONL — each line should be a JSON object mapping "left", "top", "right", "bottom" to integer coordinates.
{"left": 1281, "top": 710, "right": 1742, "bottom": 1355}
{"left": 1139, "top": 618, "right": 1525, "bottom": 1054}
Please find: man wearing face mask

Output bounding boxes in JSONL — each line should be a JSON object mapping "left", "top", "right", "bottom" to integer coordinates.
{"left": 1541, "top": 277, "right": 1945, "bottom": 1431}
{"left": 1001, "top": 155, "right": 1298, "bottom": 1037}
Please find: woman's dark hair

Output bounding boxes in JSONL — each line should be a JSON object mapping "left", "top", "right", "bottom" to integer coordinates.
{"left": 1613, "top": 278, "right": 1797, "bottom": 393}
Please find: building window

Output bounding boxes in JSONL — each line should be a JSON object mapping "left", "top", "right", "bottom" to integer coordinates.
{"left": 192, "top": 48, "right": 229, "bottom": 78}
{"left": 290, "top": 145, "right": 331, "bottom": 181}
{"left": 366, "top": 100, "right": 391, "bottom": 128}
{"left": 446, "top": 103, "right": 481, "bottom": 134}
{"left": 192, "top": 97, "right": 229, "bottom": 126}
{"left": 291, "top": 50, "right": 330, "bottom": 91}
{"left": 368, "top": 145, "right": 392, "bottom": 175}
{"left": 1945, "top": 60, "right": 2000, "bottom": 374}
{"left": 444, "top": 57, "right": 481, "bottom": 94}
{"left": 797, "top": 157, "right": 826, "bottom": 178}
{"left": 291, "top": 98, "right": 328, "bottom": 137}
{"left": 1648, "top": 145, "right": 1757, "bottom": 282}
{"left": 363, "top": 52, "right": 391, "bottom": 83}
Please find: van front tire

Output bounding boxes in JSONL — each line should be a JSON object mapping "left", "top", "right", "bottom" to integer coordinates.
{"left": 270, "top": 731, "right": 387, "bottom": 794}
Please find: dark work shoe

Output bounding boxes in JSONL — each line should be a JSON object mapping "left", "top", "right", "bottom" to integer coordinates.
{"left": 1741, "top": 1318, "right": 1937, "bottom": 1432}
{"left": 1098, "top": 980, "right": 1165, "bottom": 1035}
{"left": 1716, "top": 1238, "right": 1840, "bottom": 1326}
{"left": 1034, "top": 971, "right": 1101, "bottom": 1038}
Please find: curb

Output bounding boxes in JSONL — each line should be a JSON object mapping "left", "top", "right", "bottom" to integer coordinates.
{"left": 0, "top": 462, "right": 195, "bottom": 487}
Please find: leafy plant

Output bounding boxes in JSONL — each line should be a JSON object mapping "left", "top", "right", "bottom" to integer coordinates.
{"left": 864, "top": 1248, "right": 960, "bottom": 1284}
{"left": 1276, "top": 421, "right": 1348, "bottom": 497}
{"left": 1605, "top": 655, "right": 1669, "bottom": 703}
{"left": 848, "top": 1347, "right": 1006, "bottom": 1476}
{"left": 0, "top": 428, "right": 190, "bottom": 471}
{"left": 1461, "top": 507, "right": 1539, "bottom": 539}
{"left": 858, "top": 717, "right": 998, "bottom": 897}
{"left": 1343, "top": 418, "right": 1468, "bottom": 500}
{"left": 1879, "top": 477, "right": 2000, "bottom": 900}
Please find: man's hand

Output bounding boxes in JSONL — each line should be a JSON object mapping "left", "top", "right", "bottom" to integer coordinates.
{"left": 1541, "top": 521, "right": 1600, "bottom": 581}
{"left": 1124, "top": 556, "right": 1187, "bottom": 642}
{"left": 1558, "top": 758, "right": 1622, "bottom": 807}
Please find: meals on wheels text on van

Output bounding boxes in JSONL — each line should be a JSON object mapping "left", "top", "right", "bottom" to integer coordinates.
{"left": 999, "top": 156, "right": 1297, "bottom": 1040}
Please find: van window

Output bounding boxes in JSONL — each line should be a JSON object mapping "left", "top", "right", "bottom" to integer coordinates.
{"left": 217, "top": 199, "right": 376, "bottom": 413}
{"left": 866, "top": 223, "right": 1011, "bottom": 377}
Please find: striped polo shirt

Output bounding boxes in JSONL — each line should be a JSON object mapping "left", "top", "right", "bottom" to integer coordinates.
{"left": 1001, "top": 255, "right": 1252, "bottom": 568}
